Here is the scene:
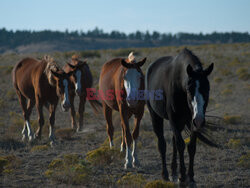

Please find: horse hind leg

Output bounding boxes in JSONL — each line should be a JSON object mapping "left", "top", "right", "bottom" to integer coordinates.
{"left": 149, "top": 106, "right": 169, "bottom": 181}
{"left": 48, "top": 103, "right": 57, "bottom": 146}
{"left": 103, "top": 103, "right": 114, "bottom": 148}
{"left": 16, "top": 91, "right": 34, "bottom": 142}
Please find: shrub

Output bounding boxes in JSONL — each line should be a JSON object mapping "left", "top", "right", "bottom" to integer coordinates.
{"left": 220, "top": 68, "right": 232, "bottom": 76}
{"left": 6, "top": 90, "right": 16, "bottom": 100}
{"left": 237, "top": 153, "right": 250, "bottom": 168}
{"left": 45, "top": 153, "right": 91, "bottom": 185}
{"left": 214, "top": 77, "right": 222, "bottom": 83}
{"left": 223, "top": 115, "right": 241, "bottom": 124}
{"left": 79, "top": 50, "right": 101, "bottom": 58}
{"left": 0, "top": 155, "right": 22, "bottom": 174}
{"left": 86, "top": 146, "right": 122, "bottom": 166}
{"left": 145, "top": 180, "right": 177, "bottom": 188}
{"left": 116, "top": 172, "right": 146, "bottom": 187}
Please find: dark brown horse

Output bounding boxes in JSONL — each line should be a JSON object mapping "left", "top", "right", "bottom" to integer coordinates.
{"left": 99, "top": 52, "right": 146, "bottom": 169}
{"left": 12, "top": 56, "right": 73, "bottom": 145}
{"left": 63, "top": 55, "right": 102, "bottom": 132}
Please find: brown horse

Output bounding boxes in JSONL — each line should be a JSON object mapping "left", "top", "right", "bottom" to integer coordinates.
{"left": 63, "top": 55, "right": 102, "bottom": 132}
{"left": 12, "top": 56, "right": 73, "bottom": 145}
{"left": 99, "top": 52, "right": 146, "bottom": 169}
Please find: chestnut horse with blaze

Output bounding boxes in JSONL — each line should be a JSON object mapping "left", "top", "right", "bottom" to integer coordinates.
{"left": 63, "top": 55, "right": 102, "bottom": 132}
{"left": 99, "top": 53, "right": 146, "bottom": 169}
{"left": 12, "top": 56, "right": 73, "bottom": 145}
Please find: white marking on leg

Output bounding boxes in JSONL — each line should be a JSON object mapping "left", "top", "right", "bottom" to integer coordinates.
{"left": 124, "top": 143, "right": 132, "bottom": 169}
{"left": 132, "top": 140, "right": 139, "bottom": 167}
{"left": 22, "top": 123, "right": 27, "bottom": 141}
{"left": 109, "top": 140, "right": 114, "bottom": 148}
{"left": 75, "top": 70, "right": 81, "bottom": 93}
{"left": 25, "top": 120, "right": 33, "bottom": 141}
{"left": 191, "top": 81, "right": 205, "bottom": 121}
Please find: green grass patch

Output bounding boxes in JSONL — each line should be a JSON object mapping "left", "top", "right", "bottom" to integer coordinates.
{"left": 55, "top": 128, "right": 75, "bottom": 140}
{"left": 221, "top": 89, "right": 232, "bottom": 95}
{"left": 116, "top": 172, "right": 146, "bottom": 187}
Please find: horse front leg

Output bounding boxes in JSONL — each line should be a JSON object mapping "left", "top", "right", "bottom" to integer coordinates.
{"left": 77, "top": 96, "right": 86, "bottom": 132}
{"left": 171, "top": 135, "right": 178, "bottom": 182}
{"left": 187, "top": 132, "right": 197, "bottom": 183}
{"left": 119, "top": 105, "right": 132, "bottom": 169}
{"left": 103, "top": 102, "right": 114, "bottom": 148}
{"left": 131, "top": 113, "right": 143, "bottom": 167}
{"left": 35, "top": 100, "right": 44, "bottom": 141}
{"left": 49, "top": 103, "right": 57, "bottom": 146}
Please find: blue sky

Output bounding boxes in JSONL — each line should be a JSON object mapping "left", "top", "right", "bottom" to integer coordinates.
{"left": 0, "top": 0, "right": 249, "bottom": 34}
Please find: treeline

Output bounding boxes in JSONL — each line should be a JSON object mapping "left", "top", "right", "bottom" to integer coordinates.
{"left": 0, "top": 27, "right": 250, "bottom": 49}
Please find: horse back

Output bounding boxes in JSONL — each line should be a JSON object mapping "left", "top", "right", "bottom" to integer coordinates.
{"left": 99, "top": 58, "right": 124, "bottom": 110}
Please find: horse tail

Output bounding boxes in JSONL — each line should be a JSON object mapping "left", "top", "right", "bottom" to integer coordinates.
{"left": 196, "top": 132, "right": 221, "bottom": 148}
{"left": 88, "top": 99, "right": 102, "bottom": 114}
{"left": 12, "top": 61, "right": 22, "bottom": 91}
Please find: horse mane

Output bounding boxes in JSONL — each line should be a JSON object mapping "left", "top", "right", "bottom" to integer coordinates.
{"left": 182, "top": 48, "right": 203, "bottom": 72}
{"left": 43, "top": 55, "right": 61, "bottom": 86}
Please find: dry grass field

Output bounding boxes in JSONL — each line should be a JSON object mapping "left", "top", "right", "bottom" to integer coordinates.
{"left": 0, "top": 43, "right": 249, "bottom": 187}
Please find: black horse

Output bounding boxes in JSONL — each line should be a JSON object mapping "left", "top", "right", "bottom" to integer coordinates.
{"left": 146, "top": 48, "right": 214, "bottom": 183}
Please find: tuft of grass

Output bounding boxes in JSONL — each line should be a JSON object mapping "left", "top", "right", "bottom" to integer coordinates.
{"left": 45, "top": 153, "right": 91, "bottom": 185}
{"left": 31, "top": 145, "right": 49, "bottom": 152}
{"left": 213, "top": 77, "right": 222, "bottom": 83}
{"left": 221, "top": 89, "right": 232, "bottom": 95}
{"left": 237, "top": 152, "right": 250, "bottom": 168}
{"left": 227, "top": 139, "right": 241, "bottom": 149}
{"left": 79, "top": 50, "right": 101, "bottom": 58}
{"left": 145, "top": 180, "right": 177, "bottom": 188}
{"left": 6, "top": 90, "right": 16, "bottom": 100}
{"left": 55, "top": 128, "right": 75, "bottom": 140}
{"left": 220, "top": 68, "right": 232, "bottom": 76}
{"left": 0, "top": 98, "right": 6, "bottom": 109}
{"left": 116, "top": 172, "right": 146, "bottom": 187}
{"left": 86, "top": 146, "right": 122, "bottom": 166}
{"left": 223, "top": 115, "right": 241, "bottom": 124}
{"left": 236, "top": 67, "right": 250, "bottom": 81}
{"left": 0, "top": 155, "right": 22, "bottom": 174}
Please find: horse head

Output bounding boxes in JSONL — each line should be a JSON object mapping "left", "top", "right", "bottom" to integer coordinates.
{"left": 51, "top": 70, "right": 74, "bottom": 112}
{"left": 67, "top": 60, "right": 86, "bottom": 96}
{"left": 186, "top": 63, "right": 214, "bottom": 131}
{"left": 121, "top": 55, "right": 146, "bottom": 108}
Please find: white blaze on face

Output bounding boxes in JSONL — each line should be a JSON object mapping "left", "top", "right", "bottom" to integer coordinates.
{"left": 75, "top": 70, "right": 81, "bottom": 93}
{"left": 62, "top": 79, "right": 70, "bottom": 107}
{"left": 191, "top": 81, "right": 205, "bottom": 121}
{"left": 124, "top": 69, "right": 141, "bottom": 101}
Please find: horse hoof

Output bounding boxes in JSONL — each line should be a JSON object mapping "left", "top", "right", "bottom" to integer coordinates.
{"left": 124, "top": 162, "right": 132, "bottom": 169}
{"left": 22, "top": 135, "right": 27, "bottom": 142}
{"left": 28, "top": 135, "right": 34, "bottom": 142}
{"left": 178, "top": 178, "right": 188, "bottom": 186}
{"left": 76, "top": 127, "right": 83, "bottom": 133}
{"left": 132, "top": 159, "right": 140, "bottom": 168}
{"left": 50, "top": 140, "right": 57, "bottom": 147}
{"left": 109, "top": 141, "right": 114, "bottom": 149}
{"left": 170, "top": 175, "right": 178, "bottom": 182}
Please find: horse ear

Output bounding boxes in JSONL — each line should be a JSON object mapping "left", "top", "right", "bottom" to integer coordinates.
{"left": 51, "top": 70, "right": 61, "bottom": 78}
{"left": 121, "top": 59, "right": 134, "bottom": 69}
{"left": 186, "top": 64, "right": 194, "bottom": 77}
{"left": 137, "top": 58, "right": 147, "bottom": 67}
{"left": 204, "top": 63, "right": 214, "bottom": 76}
{"left": 67, "top": 63, "right": 76, "bottom": 69}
